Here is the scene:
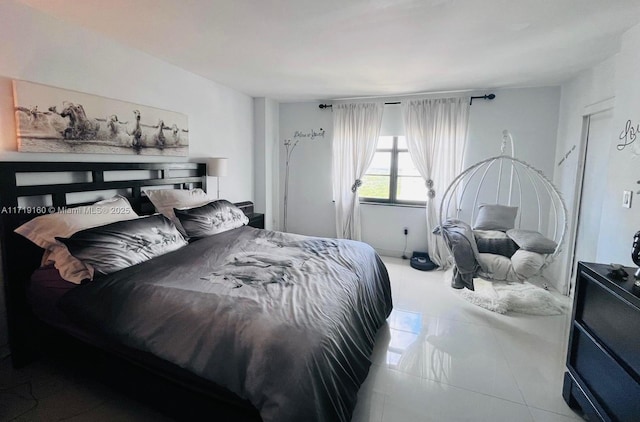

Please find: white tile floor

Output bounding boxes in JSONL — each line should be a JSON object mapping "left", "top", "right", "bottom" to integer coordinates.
{"left": 1, "top": 256, "right": 583, "bottom": 421}
{"left": 351, "top": 257, "right": 582, "bottom": 422}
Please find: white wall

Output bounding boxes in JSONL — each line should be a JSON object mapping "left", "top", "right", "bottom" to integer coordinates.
{"left": 360, "top": 205, "right": 428, "bottom": 257}
{"left": 548, "top": 56, "right": 617, "bottom": 293}
{"left": 254, "top": 97, "right": 280, "bottom": 229}
{"left": 553, "top": 30, "right": 640, "bottom": 294}
{"left": 598, "top": 23, "right": 640, "bottom": 266}
{"left": 279, "top": 87, "right": 561, "bottom": 258}
{"left": 0, "top": 0, "right": 254, "bottom": 357}
{"left": 279, "top": 102, "right": 335, "bottom": 238}
{"left": 467, "top": 88, "right": 560, "bottom": 183}
{"left": 551, "top": 21, "right": 640, "bottom": 295}
{"left": 0, "top": 1, "right": 254, "bottom": 201}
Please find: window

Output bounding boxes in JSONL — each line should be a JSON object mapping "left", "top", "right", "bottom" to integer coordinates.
{"left": 360, "top": 136, "right": 427, "bottom": 205}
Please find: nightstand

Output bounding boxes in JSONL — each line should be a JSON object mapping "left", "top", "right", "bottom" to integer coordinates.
{"left": 233, "top": 201, "right": 264, "bottom": 229}
{"left": 247, "top": 213, "right": 265, "bottom": 229}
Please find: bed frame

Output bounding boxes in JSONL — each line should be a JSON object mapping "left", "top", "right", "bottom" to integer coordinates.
{"left": 0, "top": 161, "right": 261, "bottom": 420}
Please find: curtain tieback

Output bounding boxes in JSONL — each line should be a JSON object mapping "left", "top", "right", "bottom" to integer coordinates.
{"left": 351, "top": 179, "right": 362, "bottom": 193}
{"left": 426, "top": 179, "right": 436, "bottom": 199}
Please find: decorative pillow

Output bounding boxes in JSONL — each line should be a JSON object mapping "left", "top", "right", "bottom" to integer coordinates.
{"left": 473, "top": 230, "right": 519, "bottom": 258}
{"left": 15, "top": 195, "right": 138, "bottom": 250}
{"left": 14, "top": 195, "right": 139, "bottom": 284}
{"left": 473, "top": 204, "right": 518, "bottom": 231}
{"left": 506, "top": 229, "right": 558, "bottom": 254}
{"left": 57, "top": 214, "right": 187, "bottom": 276}
{"left": 510, "top": 250, "right": 546, "bottom": 280}
{"left": 174, "top": 200, "right": 249, "bottom": 239}
{"left": 144, "top": 188, "right": 214, "bottom": 235}
{"left": 477, "top": 253, "right": 518, "bottom": 282}
{"left": 42, "top": 246, "right": 95, "bottom": 284}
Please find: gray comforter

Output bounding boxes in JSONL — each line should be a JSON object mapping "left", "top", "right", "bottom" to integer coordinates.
{"left": 58, "top": 226, "right": 393, "bottom": 422}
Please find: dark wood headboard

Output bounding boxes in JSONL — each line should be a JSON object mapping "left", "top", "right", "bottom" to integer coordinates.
{"left": 0, "top": 161, "right": 206, "bottom": 366}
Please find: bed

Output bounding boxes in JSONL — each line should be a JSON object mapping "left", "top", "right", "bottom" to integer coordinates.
{"left": 0, "top": 161, "right": 393, "bottom": 422}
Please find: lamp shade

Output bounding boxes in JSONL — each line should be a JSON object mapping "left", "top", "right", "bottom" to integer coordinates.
{"left": 207, "top": 158, "right": 228, "bottom": 177}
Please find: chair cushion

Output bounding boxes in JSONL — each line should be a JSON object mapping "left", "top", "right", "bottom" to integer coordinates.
{"left": 507, "top": 229, "right": 557, "bottom": 254}
{"left": 473, "top": 204, "right": 518, "bottom": 231}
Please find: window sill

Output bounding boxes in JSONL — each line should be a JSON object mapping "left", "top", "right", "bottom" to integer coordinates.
{"left": 360, "top": 201, "right": 425, "bottom": 209}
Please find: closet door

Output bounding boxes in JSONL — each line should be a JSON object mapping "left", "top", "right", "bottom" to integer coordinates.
{"left": 572, "top": 109, "right": 613, "bottom": 287}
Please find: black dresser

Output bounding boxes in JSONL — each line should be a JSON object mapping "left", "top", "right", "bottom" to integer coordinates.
{"left": 563, "top": 262, "right": 640, "bottom": 421}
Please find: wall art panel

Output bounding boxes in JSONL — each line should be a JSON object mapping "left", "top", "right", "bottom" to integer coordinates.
{"left": 13, "top": 80, "right": 188, "bottom": 156}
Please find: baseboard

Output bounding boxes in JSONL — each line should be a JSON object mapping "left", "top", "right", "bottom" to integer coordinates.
{"left": 373, "top": 248, "right": 405, "bottom": 259}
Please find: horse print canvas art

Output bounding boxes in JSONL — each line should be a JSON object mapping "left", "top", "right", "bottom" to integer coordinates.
{"left": 13, "top": 80, "right": 189, "bottom": 156}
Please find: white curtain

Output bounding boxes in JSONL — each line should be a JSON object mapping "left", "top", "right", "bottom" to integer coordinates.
{"left": 332, "top": 103, "right": 384, "bottom": 240}
{"left": 402, "top": 97, "right": 470, "bottom": 266}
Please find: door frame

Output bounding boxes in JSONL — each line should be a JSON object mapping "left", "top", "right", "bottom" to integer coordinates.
{"left": 564, "top": 97, "right": 615, "bottom": 297}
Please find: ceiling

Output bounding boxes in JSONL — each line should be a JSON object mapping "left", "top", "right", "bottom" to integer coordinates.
{"left": 19, "top": 0, "right": 640, "bottom": 101}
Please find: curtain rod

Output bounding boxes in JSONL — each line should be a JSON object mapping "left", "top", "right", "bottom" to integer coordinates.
{"left": 319, "top": 94, "right": 495, "bottom": 109}
{"left": 319, "top": 102, "right": 399, "bottom": 109}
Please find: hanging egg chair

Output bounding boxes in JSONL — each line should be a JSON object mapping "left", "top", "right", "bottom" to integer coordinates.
{"left": 437, "top": 131, "right": 567, "bottom": 290}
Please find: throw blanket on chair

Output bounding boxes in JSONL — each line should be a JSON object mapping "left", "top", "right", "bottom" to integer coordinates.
{"left": 434, "top": 219, "right": 486, "bottom": 290}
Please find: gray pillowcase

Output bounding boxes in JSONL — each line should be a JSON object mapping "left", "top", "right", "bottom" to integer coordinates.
{"left": 506, "top": 229, "right": 558, "bottom": 254}
{"left": 57, "top": 214, "right": 187, "bottom": 275}
{"left": 174, "top": 200, "right": 249, "bottom": 240}
{"left": 473, "top": 204, "right": 518, "bottom": 231}
{"left": 474, "top": 230, "right": 519, "bottom": 258}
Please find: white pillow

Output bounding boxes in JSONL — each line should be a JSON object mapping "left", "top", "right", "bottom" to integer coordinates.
{"left": 511, "top": 250, "right": 545, "bottom": 280}
{"left": 15, "top": 195, "right": 139, "bottom": 284}
{"left": 144, "top": 188, "right": 215, "bottom": 235}
{"left": 42, "top": 246, "right": 95, "bottom": 283}
{"left": 477, "top": 253, "right": 518, "bottom": 282}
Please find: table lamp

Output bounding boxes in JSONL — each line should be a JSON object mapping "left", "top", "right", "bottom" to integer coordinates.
{"left": 207, "top": 157, "right": 228, "bottom": 199}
